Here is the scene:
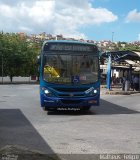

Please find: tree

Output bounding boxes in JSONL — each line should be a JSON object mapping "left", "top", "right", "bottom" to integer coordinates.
{"left": 0, "top": 32, "right": 40, "bottom": 82}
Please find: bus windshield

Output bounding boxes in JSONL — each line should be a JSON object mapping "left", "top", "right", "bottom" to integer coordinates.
{"left": 43, "top": 52, "right": 99, "bottom": 85}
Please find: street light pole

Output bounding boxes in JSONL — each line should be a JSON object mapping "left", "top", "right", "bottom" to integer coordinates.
{"left": 112, "top": 32, "right": 114, "bottom": 42}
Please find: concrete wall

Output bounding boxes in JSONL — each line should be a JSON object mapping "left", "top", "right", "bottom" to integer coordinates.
{"left": 0, "top": 76, "right": 37, "bottom": 83}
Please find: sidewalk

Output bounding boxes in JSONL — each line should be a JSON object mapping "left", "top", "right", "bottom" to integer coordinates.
{"left": 101, "top": 85, "right": 140, "bottom": 95}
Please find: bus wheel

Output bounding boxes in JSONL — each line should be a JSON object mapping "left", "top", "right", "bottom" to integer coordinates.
{"left": 82, "top": 106, "right": 91, "bottom": 111}
{"left": 42, "top": 107, "right": 47, "bottom": 111}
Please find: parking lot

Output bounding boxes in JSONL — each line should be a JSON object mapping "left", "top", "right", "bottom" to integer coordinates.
{"left": 0, "top": 84, "right": 140, "bottom": 156}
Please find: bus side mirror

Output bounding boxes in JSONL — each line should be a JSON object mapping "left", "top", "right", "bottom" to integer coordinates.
{"left": 37, "top": 55, "right": 41, "bottom": 65}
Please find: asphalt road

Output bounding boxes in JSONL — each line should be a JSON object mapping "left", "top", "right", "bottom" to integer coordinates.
{"left": 0, "top": 85, "right": 140, "bottom": 157}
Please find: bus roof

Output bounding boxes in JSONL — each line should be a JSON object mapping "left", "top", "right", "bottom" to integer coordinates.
{"left": 42, "top": 40, "right": 97, "bottom": 47}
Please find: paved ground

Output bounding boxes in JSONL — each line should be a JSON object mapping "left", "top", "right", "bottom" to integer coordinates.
{"left": 0, "top": 85, "right": 140, "bottom": 159}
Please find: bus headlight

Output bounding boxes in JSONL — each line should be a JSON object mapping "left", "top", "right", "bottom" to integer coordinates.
{"left": 89, "top": 90, "right": 97, "bottom": 96}
{"left": 93, "top": 89, "right": 97, "bottom": 94}
{"left": 41, "top": 87, "right": 54, "bottom": 97}
{"left": 44, "top": 89, "right": 50, "bottom": 94}
{"left": 85, "top": 87, "right": 99, "bottom": 96}
{"left": 44, "top": 89, "right": 54, "bottom": 97}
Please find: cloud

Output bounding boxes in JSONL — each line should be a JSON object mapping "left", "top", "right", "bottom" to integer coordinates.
{"left": 0, "top": 0, "right": 118, "bottom": 39}
{"left": 125, "top": 9, "right": 140, "bottom": 23}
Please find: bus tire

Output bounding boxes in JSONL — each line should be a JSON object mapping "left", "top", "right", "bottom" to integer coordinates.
{"left": 42, "top": 107, "right": 47, "bottom": 111}
{"left": 82, "top": 106, "right": 91, "bottom": 111}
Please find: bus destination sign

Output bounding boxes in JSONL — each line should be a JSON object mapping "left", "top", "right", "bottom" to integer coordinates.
{"left": 44, "top": 43, "right": 97, "bottom": 52}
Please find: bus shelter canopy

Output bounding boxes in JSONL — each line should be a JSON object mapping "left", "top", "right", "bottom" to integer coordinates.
{"left": 101, "top": 50, "right": 140, "bottom": 62}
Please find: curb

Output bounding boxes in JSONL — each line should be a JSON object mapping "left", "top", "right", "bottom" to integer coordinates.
{"left": 101, "top": 90, "right": 140, "bottom": 95}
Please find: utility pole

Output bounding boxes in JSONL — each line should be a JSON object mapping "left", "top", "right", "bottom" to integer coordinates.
{"left": 2, "top": 54, "right": 3, "bottom": 84}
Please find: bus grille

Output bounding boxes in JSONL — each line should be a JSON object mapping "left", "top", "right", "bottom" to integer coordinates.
{"left": 58, "top": 93, "right": 85, "bottom": 98}
{"left": 53, "top": 87, "right": 89, "bottom": 98}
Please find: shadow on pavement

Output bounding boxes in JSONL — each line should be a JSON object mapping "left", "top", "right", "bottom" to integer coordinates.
{"left": 93, "top": 99, "right": 140, "bottom": 115}
{"left": 0, "top": 109, "right": 101, "bottom": 160}
{"left": 47, "top": 99, "right": 139, "bottom": 116}
{"left": 0, "top": 109, "right": 59, "bottom": 158}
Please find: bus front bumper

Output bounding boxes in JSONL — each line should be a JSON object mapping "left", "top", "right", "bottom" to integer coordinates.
{"left": 40, "top": 94, "right": 100, "bottom": 109}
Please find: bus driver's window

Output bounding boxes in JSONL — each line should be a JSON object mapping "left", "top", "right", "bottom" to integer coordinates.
{"left": 44, "top": 64, "right": 60, "bottom": 79}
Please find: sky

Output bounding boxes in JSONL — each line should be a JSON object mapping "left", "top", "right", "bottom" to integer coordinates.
{"left": 0, "top": 0, "right": 140, "bottom": 42}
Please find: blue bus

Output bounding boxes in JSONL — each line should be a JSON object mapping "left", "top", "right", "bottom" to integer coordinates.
{"left": 38, "top": 40, "right": 100, "bottom": 111}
